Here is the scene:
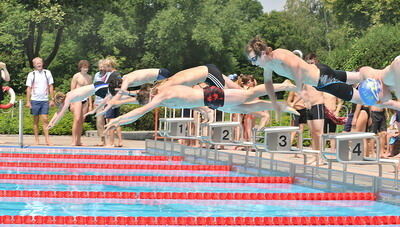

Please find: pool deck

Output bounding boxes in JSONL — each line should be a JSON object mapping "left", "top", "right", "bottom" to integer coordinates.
{"left": 0, "top": 135, "right": 146, "bottom": 149}
{"left": 0, "top": 135, "right": 398, "bottom": 180}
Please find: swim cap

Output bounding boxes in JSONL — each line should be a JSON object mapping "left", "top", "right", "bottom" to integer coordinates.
{"left": 228, "top": 74, "right": 238, "bottom": 81}
{"left": 358, "top": 78, "right": 382, "bottom": 105}
{"left": 94, "top": 81, "right": 109, "bottom": 98}
{"left": 292, "top": 50, "right": 303, "bottom": 59}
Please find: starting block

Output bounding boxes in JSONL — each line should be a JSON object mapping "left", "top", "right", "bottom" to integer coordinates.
{"left": 252, "top": 126, "right": 302, "bottom": 167}
{"left": 159, "top": 118, "right": 196, "bottom": 139}
{"left": 200, "top": 121, "right": 253, "bottom": 164}
{"left": 207, "top": 122, "right": 241, "bottom": 144}
{"left": 321, "top": 132, "right": 399, "bottom": 184}
{"left": 321, "top": 132, "right": 379, "bottom": 168}
{"left": 253, "top": 126, "right": 302, "bottom": 153}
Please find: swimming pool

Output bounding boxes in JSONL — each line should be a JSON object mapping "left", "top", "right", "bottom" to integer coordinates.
{"left": 0, "top": 145, "right": 399, "bottom": 226}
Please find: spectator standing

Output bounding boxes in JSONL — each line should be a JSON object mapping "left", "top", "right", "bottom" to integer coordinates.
{"left": 103, "top": 58, "right": 123, "bottom": 147}
{"left": 92, "top": 59, "right": 107, "bottom": 146}
{"left": 25, "top": 57, "right": 54, "bottom": 145}
{"left": 70, "top": 60, "right": 92, "bottom": 146}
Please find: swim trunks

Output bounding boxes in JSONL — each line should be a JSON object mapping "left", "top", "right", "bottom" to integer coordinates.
{"left": 314, "top": 63, "right": 354, "bottom": 101}
{"left": 203, "top": 86, "right": 225, "bottom": 110}
{"left": 371, "top": 110, "right": 387, "bottom": 133}
{"left": 306, "top": 104, "right": 325, "bottom": 120}
{"left": 204, "top": 64, "right": 225, "bottom": 88}
{"left": 292, "top": 108, "right": 307, "bottom": 126}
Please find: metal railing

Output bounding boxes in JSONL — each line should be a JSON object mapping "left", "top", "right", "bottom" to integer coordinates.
{"left": 145, "top": 139, "right": 400, "bottom": 205}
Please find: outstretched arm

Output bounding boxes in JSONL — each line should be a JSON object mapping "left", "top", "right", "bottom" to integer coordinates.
{"left": 221, "top": 100, "right": 299, "bottom": 115}
{"left": 104, "top": 95, "right": 164, "bottom": 132}
{"left": 112, "top": 96, "right": 139, "bottom": 107}
{"left": 263, "top": 67, "right": 281, "bottom": 113}
{"left": 85, "top": 94, "right": 111, "bottom": 117}
{"left": 48, "top": 100, "right": 71, "bottom": 129}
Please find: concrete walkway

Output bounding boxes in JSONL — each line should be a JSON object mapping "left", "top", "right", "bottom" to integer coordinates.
{"left": 0, "top": 135, "right": 146, "bottom": 149}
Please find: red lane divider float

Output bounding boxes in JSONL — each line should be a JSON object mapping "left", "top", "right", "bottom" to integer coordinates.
{"left": 138, "top": 192, "right": 376, "bottom": 200}
{"left": 0, "top": 153, "right": 183, "bottom": 161}
{"left": 0, "top": 190, "right": 376, "bottom": 200}
{"left": 0, "top": 215, "right": 398, "bottom": 225}
{"left": 0, "top": 174, "right": 292, "bottom": 183}
{"left": 0, "top": 162, "right": 230, "bottom": 171}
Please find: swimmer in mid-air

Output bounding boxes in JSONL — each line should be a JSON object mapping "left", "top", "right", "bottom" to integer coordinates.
{"left": 244, "top": 36, "right": 400, "bottom": 111}
{"left": 47, "top": 82, "right": 137, "bottom": 129}
{"left": 104, "top": 83, "right": 300, "bottom": 130}
{"left": 358, "top": 56, "right": 400, "bottom": 100}
{"left": 100, "top": 68, "right": 172, "bottom": 114}
{"left": 98, "top": 64, "right": 243, "bottom": 115}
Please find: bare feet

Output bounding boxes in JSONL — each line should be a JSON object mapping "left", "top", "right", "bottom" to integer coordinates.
{"left": 282, "top": 79, "right": 296, "bottom": 91}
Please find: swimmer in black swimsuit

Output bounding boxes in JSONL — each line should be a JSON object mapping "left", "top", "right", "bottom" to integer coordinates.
{"left": 97, "top": 68, "right": 171, "bottom": 115}
{"left": 245, "top": 36, "right": 400, "bottom": 112}
{"left": 99, "top": 64, "right": 242, "bottom": 116}
{"left": 104, "top": 84, "right": 299, "bottom": 131}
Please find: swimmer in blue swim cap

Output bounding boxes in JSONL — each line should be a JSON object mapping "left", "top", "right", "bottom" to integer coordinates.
{"left": 358, "top": 79, "right": 382, "bottom": 105}
{"left": 359, "top": 55, "right": 400, "bottom": 101}
{"left": 245, "top": 36, "right": 400, "bottom": 111}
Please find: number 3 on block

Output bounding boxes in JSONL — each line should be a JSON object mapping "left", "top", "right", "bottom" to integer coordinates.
{"left": 277, "top": 133, "right": 290, "bottom": 150}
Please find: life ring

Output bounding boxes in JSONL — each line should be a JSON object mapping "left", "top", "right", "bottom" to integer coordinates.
{"left": 0, "top": 86, "right": 15, "bottom": 109}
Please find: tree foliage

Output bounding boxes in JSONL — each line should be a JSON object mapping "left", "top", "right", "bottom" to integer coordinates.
{"left": 1, "top": 0, "right": 400, "bottom": 132}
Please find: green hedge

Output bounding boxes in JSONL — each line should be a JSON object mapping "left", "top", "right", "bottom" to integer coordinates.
{"left": 0, "top": 100, "right": 158, "bottom": 135}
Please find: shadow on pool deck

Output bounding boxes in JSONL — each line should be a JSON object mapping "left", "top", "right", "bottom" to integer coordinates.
{"left": 0, "top": 135, "right": 146, "bottom": 149}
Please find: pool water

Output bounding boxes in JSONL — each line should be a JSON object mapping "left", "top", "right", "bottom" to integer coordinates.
{"left": 0, "top": 146, "right": 398, "bottom": 226}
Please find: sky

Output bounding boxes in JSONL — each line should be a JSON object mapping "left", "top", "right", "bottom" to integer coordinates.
{"left": 259, "top": 0, "right": 286, "bottom": 12}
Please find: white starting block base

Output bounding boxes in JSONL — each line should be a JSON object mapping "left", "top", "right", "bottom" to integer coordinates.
{"left": 322, "top": 132, "right": 379, "bottom": 164}
{"left": 159, "top": 118, "right": 196, "bottom": 139}
{"left": 321, "top": 132, "right": 399, "bottom": 182}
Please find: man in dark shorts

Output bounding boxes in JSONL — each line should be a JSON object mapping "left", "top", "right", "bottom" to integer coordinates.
{"left": 301, "top": 84, "right": 325, "bottom": 151}
{"left": 370, "top": 106, "right": 388, "bottom": 155}
{"left": 25, "top": 57, "right": 54, "bottom": 145}
{"left": 287, "top": 90, "right": 307, "bottom": 147}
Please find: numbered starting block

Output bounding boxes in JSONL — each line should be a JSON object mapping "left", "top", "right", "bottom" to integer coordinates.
{"left": 202, "top": 122, "right": 241, "bottom": 145}
{"left": 252, "top": 126, "right": 302, "bottom": 161}
{"left": 158, "top": 118, "right": 196, "bottom": 139}
{"left": 321, "top": 132, "right": 380, "bottom": 169}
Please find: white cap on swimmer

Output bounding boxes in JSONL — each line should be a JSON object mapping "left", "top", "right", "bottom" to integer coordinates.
{"left": 293, "top": 50, "right": 303, "bottom": 59}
